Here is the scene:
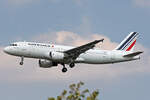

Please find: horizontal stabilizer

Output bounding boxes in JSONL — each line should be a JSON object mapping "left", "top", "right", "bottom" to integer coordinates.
{"left": 123, "top": 51, "right": 143, "bottom": 57}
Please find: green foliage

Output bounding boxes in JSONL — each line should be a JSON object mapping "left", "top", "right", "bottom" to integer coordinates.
{"left": 48, "top": 82, "right": 99, "bottom": 100}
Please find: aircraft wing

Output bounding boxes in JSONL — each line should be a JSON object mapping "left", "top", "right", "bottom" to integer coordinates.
{"left": 64, "top": 39, "right": 104, "bottom": 61}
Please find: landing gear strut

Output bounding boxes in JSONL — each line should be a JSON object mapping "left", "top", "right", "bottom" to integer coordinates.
{"left": 62, "top": 63, "right": 67, "bottom": 73}
{"left": 20, "top": 56, "right": 24, "bottom": 65}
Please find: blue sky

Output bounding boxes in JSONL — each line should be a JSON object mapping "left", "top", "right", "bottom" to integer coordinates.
{"left": 0, "top": 0, "right": 150, "bottom": 46}
{"left": 0, "top": 0, "right": 150, "bottom": 100}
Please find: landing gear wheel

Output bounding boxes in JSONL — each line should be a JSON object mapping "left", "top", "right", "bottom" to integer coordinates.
{"left": 69, "top": 63, "right": 75, "bottom": 68}
{"left": 20, "top": 62, "right": 23, "bottom": 65}
{"left": 62, "top": 67, "right": 67, "bottom": 73}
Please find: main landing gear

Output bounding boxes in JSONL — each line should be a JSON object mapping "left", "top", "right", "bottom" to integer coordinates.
{"left": 62, "top": 63, "right": 67, "bottom": 73}
{"left": 61, "top": 63, "right": 75, "bottom": 73}
{"left": 69, "top": 63, "right": 75, "bottom": 68}
{"left": 20, "top": 56, "right": 24, "bottom": 65}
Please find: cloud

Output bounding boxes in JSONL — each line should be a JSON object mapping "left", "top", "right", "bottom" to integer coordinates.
{"left": 34, "top": 31, "right": 117, "bottom": 50}
{"left": 0, "top": 31, "right": 149, "bottom": 83}
{"left": 149, "top": 56, "right": 150, "bottom": 64}
{"left": 133, "top": 0, "right": 150, "bottom": 7}
{"left": 0, "top": 47, "right": 18, "bottom": 69}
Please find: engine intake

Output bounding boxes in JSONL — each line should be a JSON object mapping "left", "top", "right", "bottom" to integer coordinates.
{"left": 39, "top": 59, "right": 58, "bottom": 68}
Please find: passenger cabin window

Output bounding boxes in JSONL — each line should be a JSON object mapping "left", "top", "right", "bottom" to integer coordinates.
{"left": 10, "top": 44, "right": 17, "bottom": 46}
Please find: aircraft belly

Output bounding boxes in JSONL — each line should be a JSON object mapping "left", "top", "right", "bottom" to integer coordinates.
{"left": 80, "top": 53, "right": 111, "bottom": 64}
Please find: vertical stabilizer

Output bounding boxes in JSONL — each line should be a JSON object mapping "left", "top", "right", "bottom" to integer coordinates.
{"left": 115, "top": 32, "right": 139, "bottom": 52}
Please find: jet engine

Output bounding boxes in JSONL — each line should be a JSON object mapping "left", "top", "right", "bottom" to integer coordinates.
{"left": 39, "top": 59, "right": 58, "bottom": 68}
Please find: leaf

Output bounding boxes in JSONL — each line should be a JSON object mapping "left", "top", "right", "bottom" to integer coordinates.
{"left": 66, "top": 94, "right": 74, "bottom": 100}
{"left": 82, "top": 89, "right": 89, "bottom": 94}
{"left": 48, "top": 97, "right": 55, "bottom": 100}
{"left": 86, "top": 97, "right": 92, "bottom": 100}
{"left": 48, "top": 82, "right": 99, "bottom": 100}
{"left": 62, "top": 90, "right": 67, "bottom": 96}
{"left": 80, "top": 94, "right": 85, "bottom": 98}
{"left": 80, "top": 81, "right": 84, "bottom": 85}
{"left": 57, "top": 96, "right": 62, "bottom": 100}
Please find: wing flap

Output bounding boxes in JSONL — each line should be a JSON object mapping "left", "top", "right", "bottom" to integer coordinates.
{"left": 123, "top": 51, "right": 143, "bottom": 57}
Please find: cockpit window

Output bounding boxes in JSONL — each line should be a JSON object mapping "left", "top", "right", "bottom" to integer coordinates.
{"left": 10, "top": 44, "right": 17, "bottom": 46}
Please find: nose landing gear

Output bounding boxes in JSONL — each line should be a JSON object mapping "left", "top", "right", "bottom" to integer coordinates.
{"left": 20, "top": 56, "right": 24, "bottom": 65}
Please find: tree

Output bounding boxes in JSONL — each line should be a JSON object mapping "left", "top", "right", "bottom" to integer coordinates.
{"left": 48, "top": 82, "right": 99, "bottom": 100}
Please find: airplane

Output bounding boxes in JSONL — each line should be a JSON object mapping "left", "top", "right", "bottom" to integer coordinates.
{"left": 3, "top": 32, "right": 143, "bottom": 72}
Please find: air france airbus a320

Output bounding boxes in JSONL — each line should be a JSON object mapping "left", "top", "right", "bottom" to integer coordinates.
{"left": 4, "top": 32, "right": 143, "bottom": 72}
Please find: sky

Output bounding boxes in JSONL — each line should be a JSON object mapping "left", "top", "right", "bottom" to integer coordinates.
{"left": 0, "top": 0, "right": 150, "bottom": 100}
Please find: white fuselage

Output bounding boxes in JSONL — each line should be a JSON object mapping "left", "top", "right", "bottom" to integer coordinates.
{"left": 4, "top": 42, "right": 140, "bottom": 64}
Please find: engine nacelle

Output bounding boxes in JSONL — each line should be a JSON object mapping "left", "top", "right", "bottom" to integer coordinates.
{"left": 49, "top": 52, "right": 65, "bottom": 61}
{"left": 39, "top": 59, "right": 58, "bottom": 68}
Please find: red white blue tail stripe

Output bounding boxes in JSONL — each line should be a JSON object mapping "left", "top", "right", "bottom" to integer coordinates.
{"left": 115, "top": 32, "right": 139, "bottom": 51}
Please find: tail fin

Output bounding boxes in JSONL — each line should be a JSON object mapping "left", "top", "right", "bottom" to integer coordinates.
{"left": 115, "top": 32, "right": 139, "bottom": 51}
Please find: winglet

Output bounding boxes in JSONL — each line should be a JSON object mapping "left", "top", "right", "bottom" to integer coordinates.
{"left": 96, "top": 39, "right": 104, "bottom": 43}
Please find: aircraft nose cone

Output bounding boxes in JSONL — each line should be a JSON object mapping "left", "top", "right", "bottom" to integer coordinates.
{"left": 3, "top": 47, "right": 9, "bottom": 53}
